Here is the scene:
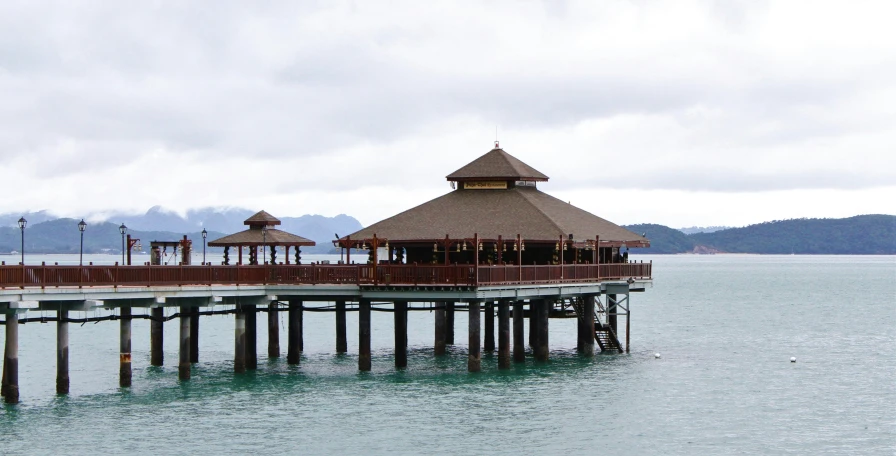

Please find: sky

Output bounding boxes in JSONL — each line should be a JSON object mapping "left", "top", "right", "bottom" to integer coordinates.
{"left": 1, "top": 0, "right": 894, "bottom": 228}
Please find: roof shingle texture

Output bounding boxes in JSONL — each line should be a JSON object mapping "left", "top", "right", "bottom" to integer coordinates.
{"left": 346, "top": 186, "right": 647, "bottom": 244}
{"left": 208, "top": 228, "right": 315, "bottom": 246}
{"left": 446, "top": 148, "right": 549, "bottom": 181}
{"left": 244, "top": 210, "right": 281, "bottom": 226}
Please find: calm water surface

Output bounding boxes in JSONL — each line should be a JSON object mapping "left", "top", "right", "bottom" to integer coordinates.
{"left": 1, "top": 255, "right": 894, "bottom": 455}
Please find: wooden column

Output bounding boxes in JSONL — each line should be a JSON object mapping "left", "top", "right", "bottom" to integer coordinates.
{"left": 57, "top": 309, "right": 69, "bottom": 394}
{"left": 578, "top": 296, "right": 595, "bottom": 356}
{"left": 268, "top": 302, "right": 280, "bottom": 358}
{"left": 513, "top": 301, "right": 525, "bottom": 363}
{"left": 3, "top": 312, "right": 19, "bottom": 403}
{"left": 336, "top": 300, "right": 347, "bottom": 353}
{"left": 178, "top": 305, "right": 191, "bottom": 381}
{"left": 498, "top": 300, "right": 510, "bottom": 369}
{"left": 468, "top": 301, "right": 481, "bottom": 372}
{"left": 287, "top": 300, "right": 303, "bottom": 365}
{"left": 434, "top": 302, "right": 446, "bottom": 356}
{"left": 120, "top": 307, "right": 132, "bottom": 387}
{"left": 359, "top": 300, "right": 371, "bottom": 371}
{"left": 484, "top": 301, "right": 495, "bottom": 352}
{"left": 394, "top": 301, "right": 408, "bottom": 369}
{"left": 234, "top": 308, "right": 246, "bottom": 373}
{"left": 445, "top": 301, "right": 455, "bottom": 345}
{"left": 190, "top": 306, "right": 199, "bottom": 363}
{"left": 535, "top": 299, "right": 549, "bottom": 362}
{"left": 246, "top": 305, "right": 257, "bottom": 370}
{"left": 150, "top": 307, "right": 163, "bottom": 366}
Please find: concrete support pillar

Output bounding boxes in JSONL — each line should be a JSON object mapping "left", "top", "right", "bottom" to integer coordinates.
{"left": 578, "top": 296, "right": 595, "bottom": 356}
{"left": 394, "top": 301, "right": 408, "bottom": 369}
{"left": 484, "top": 301, "right": 495, "bottom": 352}
{"left": 336, "top": 300, "right": 347, "bottom": 353}
{"left": 535, "top": 300, "right": 549, "bottom": 362}
{"left": 234, "top": 309, "right": 246, "bottom": 373}
{"left": 3, "top": 313, "right": 19, "bottom": 403}
{"left": 529, "top": 302, "right": 536, "bottom": 348}
{"left": 178, "top": 306, "right": 191, "bottom": 381}
{"left": 498, "top": 301, "right": 510, "bottom": 369}
{"left": 434, "top": 303, "right": 446, "bottom": 356}
{"left": 120, "top": 307, "right": 132, "bottom": 387}
{"left": 190, "top": 306, "right": 199, "bottom": 363}
{"left": 287, "top": 300, "right": 303, "bottom": 365}
{"left": 57, "top": 309, "right": 69, "bottom": 394}
{"left": 268, "top": 302, "right": 280, "bottom": 358}
{"left": 608, "top": 294, "right": 618, "bottom": 335}
{"left": 513, "top": 302, "right": 525, "bottom": 363}
{"left": 359, "top": 300, "right": 371, "bottom": 371}
{"left": 246, "top": 305, "right": 257, "bottom": 370}
{"left": 468, "top": 301, "right": 481, "bottom": 372}
{"left": 150, "top": 307, "right": 164, "bottom": 366}
{"left": 445, "top": 301, "right": 455, "bottom": 345}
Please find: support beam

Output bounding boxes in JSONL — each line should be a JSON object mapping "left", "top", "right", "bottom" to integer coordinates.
{"left": 3, "top": 312, "right": 18, "bottom": 403}
{"left": 268, "top": 302, "right": 280, "bottom": 358}
{"left": 445, "top": 301, "right": 455, "bottom": 345}
{"left": 484, "top": 301, "right": 495, "bottom": 352}
{"left": 608, "top": 294, "right": 618, "bottom": 335}
{"left": 535, "top": 300, "right": 549, "bottom": 362}
{"left": 513, "top": 302, "right": 525, "bottom": 363}
{"left": 287, "top": 300, "right": 302, "bottom": 365}
{"left": 578, "top": 296, "right": 595, "bottom": 356}
{"left": 179, "top": 305, "right": 191, "bottom": 381}
{"left": 336, "top": 300, "right": 347, "bottom": 353}
{"left": 498, "top": 300, "right": 510, "bottom": 369}
{"left": 359, "top": 300, "right": 371, "bottom": 371}
{"left": 434, "top": 302, "right": 446, "bottom": 356}
{"left": 57, "top": 309, "right": 69, "bottom": 394}
{"left": 394, "top": 301, "right": 408, "bottom": 369}
{"left": 120, "top": 307, "right": 132, "bottom": 387}
{"left": 190, "top": 306, "right": 199, "bottom": 363}
{"left": 246, "top": 305, "right": 257, "bottom": 370}
{"left": 150, "top": 307, "right": 163, "bottom": 366}
{"left": 234, "top": 309, "right": 246, "bottom": 373}
{"left": 468, "top": 301, "right": 481, "bottom": 372}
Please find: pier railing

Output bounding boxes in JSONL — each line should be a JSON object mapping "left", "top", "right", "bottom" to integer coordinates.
{"left": 0, "top": 261, "right": 651, "bottom": 289}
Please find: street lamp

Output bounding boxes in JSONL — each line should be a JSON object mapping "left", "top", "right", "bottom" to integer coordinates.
{"left": 261, "top": 226, "right": 267, "bottom": 265}
{"left": 17, "top": 217, "right": 26, "bottom": 265}
{"left": 119, "top": 223, "right": 127, "bottom": 265}
{"left": 201, "top": 228, "right": 207, "bottom": 265}
{"left": 78, "top": 219, "right": 87, "bottom": 266}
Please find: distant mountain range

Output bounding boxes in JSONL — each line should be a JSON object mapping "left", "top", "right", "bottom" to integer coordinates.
{"left": 0, "top": 207, "right": 363, "bottom": 255}
{"left": 1, "top": 210, "right": 893, "bottom": 256}
{"left": 626, "top": 214, "right": 896, "bottom": 254}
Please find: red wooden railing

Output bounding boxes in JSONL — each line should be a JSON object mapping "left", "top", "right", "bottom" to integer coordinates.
{"left": 0, "top": 261, "right": 651, "bottom": 289}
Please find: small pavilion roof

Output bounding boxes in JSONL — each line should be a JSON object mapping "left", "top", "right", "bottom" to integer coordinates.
{"left": 208, "top": 210, "right": 314, "bottom": 247}
{"left": 244, "top": 210, "right": 281, "bottom": 226}
{"left": 446, "top": 146, "right": 549, "bottom": 182}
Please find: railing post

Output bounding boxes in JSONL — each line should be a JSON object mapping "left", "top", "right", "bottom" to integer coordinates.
{"left": 413, "top": 262, "right": 418, "bottom": 286}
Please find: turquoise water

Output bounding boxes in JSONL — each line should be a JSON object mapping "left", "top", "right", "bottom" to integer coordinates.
{"left": 2, "top": 255, "right": 894, "bottom": 455}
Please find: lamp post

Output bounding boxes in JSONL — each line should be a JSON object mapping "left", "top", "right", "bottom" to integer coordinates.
{"left": 261, "top": 226, "right": 267, "bottom": 265}
{"left": 17, "top": 217, "right": 26, "bottom": 265}
{"left": 119, "top": 223, "right": 127, "bottom": 265}
{"left": 201, "top": 228, "right": 207, "bottom": 265}
{"left": 78, "top": 219, "right": 87, "bottom": 266}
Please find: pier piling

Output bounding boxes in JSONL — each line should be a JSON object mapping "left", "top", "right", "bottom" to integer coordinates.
{"left": 178, "top": 306, "right": 191, "bottom": 381}
{"left": 577, "top": 296, "right": 594, "bottom": 356}
{"left": 4, "top": 312, "right": 19, "bottom": 403}
{"left": 484, "top": 301, "right": 495, "bottom": 352}
{"left": 234, "top": 309, "right": 246, "bottom": 373}
{"left": 190, "top": 306, "right": 199, "bottom": 363}
{"left": 57, "top": 309, "right": 69, "bottom": 394}
{"left": 120, "top": 307, "right": 132, "bottom": 387}
{"left": 246, "top": 305, "right": 257, "bottom": 370}
{"left": 445, "top": 301, "right": 455, "bottom": 345}
{"left": 535, "top": 300, "right": 549, "bottom": 362}
{"left": 529, "top": 303, "right": 535, "bottom": 348}
{"left": 268, "top": 302, "right": 280, "bottom": 358}
{"left": 394, "top": 301, "right": 407, "bottom": 369}
{"left": 150, "top": 307, "right": 163, "bottom": 366}
{"left": 513, "top": 302, "right": 525, "bottom": 363}
{"left": 498, "top": 300, "right": 510, "bottom": 369}
{"left": 287, "top": 300, "right": 302, "bottom": 365}
{"left": 468, "top": 301, "right": 481, "bottom": 372}
{"left": 434, "top": 302, "right": 446, "bottom": 356}
{"left": 336, "top": 300, "right": 347, "bottom": 354}
{"left": 359, "top": 300, "right": 371, "bottom": 371}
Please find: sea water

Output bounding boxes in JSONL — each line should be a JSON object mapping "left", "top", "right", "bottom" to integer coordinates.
{"left": 0, "top": 255, "right": 893, "bottom": 455}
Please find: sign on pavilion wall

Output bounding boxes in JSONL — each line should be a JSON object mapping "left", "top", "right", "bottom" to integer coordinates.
{"left": 463, "top": 181, "right": 508, "bottom": 190}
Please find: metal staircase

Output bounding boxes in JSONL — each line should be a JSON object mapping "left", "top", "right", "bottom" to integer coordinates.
{"left": 572, "top": 296, "right": 623, "bottom": 353}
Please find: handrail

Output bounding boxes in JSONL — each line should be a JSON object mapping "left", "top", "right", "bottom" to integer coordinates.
{"left": 0, "top": 262, "right": 651, "bottom": 289}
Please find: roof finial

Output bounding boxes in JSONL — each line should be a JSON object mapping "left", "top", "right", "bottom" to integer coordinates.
{"left": 495, "top": 126, "right": 499, "bottom": 149}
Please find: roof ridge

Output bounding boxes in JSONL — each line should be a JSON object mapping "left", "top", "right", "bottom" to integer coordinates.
{"left": 516, "top": 188, "right": 566, "bottom": 237}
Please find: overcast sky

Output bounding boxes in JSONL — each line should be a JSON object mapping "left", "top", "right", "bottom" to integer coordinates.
{"left": 2, "top": 0, "right": 894, "bottom": 228}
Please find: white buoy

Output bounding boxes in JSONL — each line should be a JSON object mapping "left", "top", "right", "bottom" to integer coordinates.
{"left": 654, "top": 353, "right": 661, "bottom": 359}
{"left": 790, "top": 357, "right": 796, "bottom": 363}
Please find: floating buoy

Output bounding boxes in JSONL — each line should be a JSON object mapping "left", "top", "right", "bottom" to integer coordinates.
{"left": 654, "top": 353, "right": 661, "bottom": 359}
{"left": 790, "top": 357, "right": 796, "bottom": 363}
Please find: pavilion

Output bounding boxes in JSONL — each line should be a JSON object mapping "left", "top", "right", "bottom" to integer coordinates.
{"left": 209, "top": 210, "right": 315, "bottom": 265}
